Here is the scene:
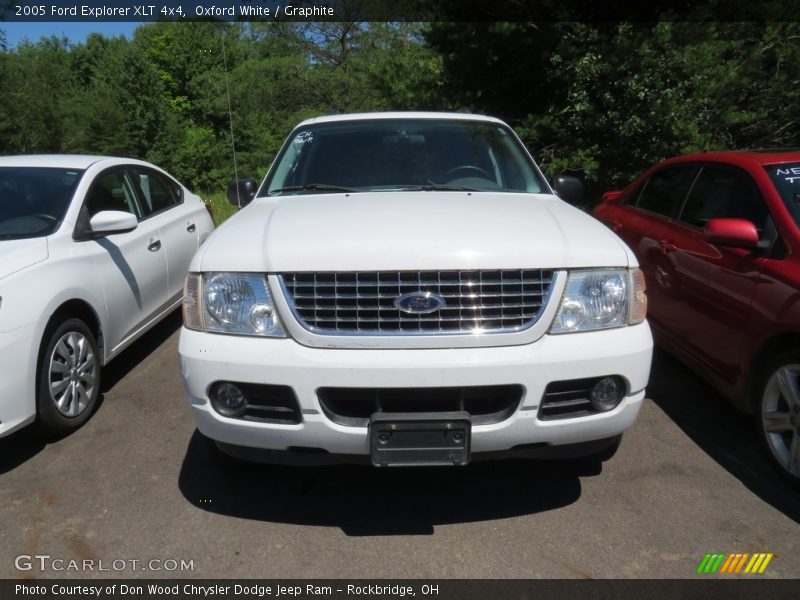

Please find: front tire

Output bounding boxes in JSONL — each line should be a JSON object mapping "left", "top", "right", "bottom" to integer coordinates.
{"left": 756, "top": 351, "right": 800, "bottom": 487}
{"left": 36, "top": 318, "right": 101, "bottom": 436}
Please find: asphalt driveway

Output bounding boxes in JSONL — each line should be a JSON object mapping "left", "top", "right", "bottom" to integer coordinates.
{"left": 1, "top": 311, "right": 798, "bottom": 578}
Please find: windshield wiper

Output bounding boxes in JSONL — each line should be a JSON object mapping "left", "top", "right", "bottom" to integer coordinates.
{"left": 268, "top": 183, "right": 358, "bottom": 195}
{"left": 401, "top": 184, "right": 478, "bottom": 192}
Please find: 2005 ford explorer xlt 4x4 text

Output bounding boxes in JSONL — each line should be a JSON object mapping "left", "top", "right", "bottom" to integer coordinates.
{"left": 179, "top": 112, "right": 653, "bottom": 467}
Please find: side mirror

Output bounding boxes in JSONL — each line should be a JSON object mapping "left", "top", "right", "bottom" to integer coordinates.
{"left": 227, "top": 178, "right": 258, "bottom": 208}
{"left": 89, "top": 210, "right": 138, "bottom": 236}
{"left": 601, "top": 190, "right": 622, "bottom": 203}
{"left": 703, "top": 218, "right": 759, "bottom": 249}
{"left": 553, "top": 175, "right": 584, "bottom": 205}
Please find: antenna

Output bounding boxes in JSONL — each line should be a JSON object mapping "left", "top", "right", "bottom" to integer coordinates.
{"left": 220, "top": 25, "right": 240, "bottom": 208}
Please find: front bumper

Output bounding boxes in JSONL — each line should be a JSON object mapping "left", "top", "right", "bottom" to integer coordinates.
{"left": 179, "top": 323, "right": 653, "bottom": 459}
{"left": 0, "top": 322, "right": 39, "bottom": 437}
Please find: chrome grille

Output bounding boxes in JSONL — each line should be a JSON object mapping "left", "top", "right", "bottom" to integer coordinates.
{"left": 279, "top": 270, "right": 555, "bottom": 335}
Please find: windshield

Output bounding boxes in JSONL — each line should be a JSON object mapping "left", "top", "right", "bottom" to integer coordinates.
{"left": 262, "top": 118, "right": 549, "bottom": 196}
{"left": 767, "top": 163, "right": 800, "bottom": 228}
{"left": 0, "top": 167, "right": 83, "bottom": 240}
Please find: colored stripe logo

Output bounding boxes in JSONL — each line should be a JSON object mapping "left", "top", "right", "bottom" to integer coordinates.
{"left": 696, "top": 553, "right": 774, "bottom": 574}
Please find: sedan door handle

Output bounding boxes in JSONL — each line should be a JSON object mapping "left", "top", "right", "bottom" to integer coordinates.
{"left": 612, "top": 220, "right": 623, "bottom": 232}
{"left": 186, "top": 223, "right": 196, "bottom": 233}
{"left": 659, "top": 240, "right": 677, "bottom": 254}
{"left": 148, "top": 239, "right": 162, "bottom": 252}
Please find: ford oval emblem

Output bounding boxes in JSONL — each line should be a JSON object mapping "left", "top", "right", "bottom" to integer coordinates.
{"left": 394, "top": 291, "right": 445, "bottom": 314}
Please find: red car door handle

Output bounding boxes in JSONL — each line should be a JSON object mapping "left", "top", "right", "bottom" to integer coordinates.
{"left": 612, "top": 220, "right": 623, "bottom": 232}
{"left": 659, "top": 240, "right": 677, "bottom": 254}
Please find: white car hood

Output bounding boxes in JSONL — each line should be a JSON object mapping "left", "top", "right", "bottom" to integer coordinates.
{"left": 196, "top": 192, "right": 632, "bottom": 272}
{"left": 0, "top": 237, "right": 49, "bottom": 280}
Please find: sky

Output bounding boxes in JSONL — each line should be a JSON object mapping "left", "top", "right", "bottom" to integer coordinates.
{"left": 2, "top": 22, "right": 142, "bottom": 47}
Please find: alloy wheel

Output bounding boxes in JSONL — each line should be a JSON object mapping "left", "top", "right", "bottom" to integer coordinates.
{"left": 48, "top": 331, "right": 98, "bottom": 418}
{"left": 761, "top": 363, "right": 800, "bottom": 479}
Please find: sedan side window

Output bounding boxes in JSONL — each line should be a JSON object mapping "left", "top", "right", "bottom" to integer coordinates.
{"left": 679, "top": 165, "right": 768, "bottom": 231}
{"left": 133, "top": 168, "right": 180, "bottom": 217}
{"left": 84, "top": 170, "right": 142, "bottom": 219}
{"left": 634, "top": 166, "right": 698, "bottom": 218}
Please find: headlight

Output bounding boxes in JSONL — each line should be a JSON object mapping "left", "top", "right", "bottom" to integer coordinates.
{"left": 182, "top": 272, "right": 286, "bottom": 337}
{"left": 550, "top": 268, "right": 647, "bottom": 334}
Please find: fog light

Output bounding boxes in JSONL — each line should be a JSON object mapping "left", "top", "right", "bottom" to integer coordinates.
{"left": 210, "top": 382, "right": 247, "bottom": 417}
{"left": 589, "top": 377, "right": 624, "bottom": 412}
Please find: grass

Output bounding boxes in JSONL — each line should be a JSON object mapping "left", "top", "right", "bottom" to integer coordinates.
{"left": 202, "top": 191, "right": 239, "bottom": 226}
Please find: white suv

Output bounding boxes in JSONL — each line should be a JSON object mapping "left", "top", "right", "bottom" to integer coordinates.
{"left": 179, "top": 113, "right": 653, "bottom": 467}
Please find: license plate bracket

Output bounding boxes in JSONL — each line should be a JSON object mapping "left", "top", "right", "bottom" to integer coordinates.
{"left": 369, "top": 411, "right": 471, "bottom": 467}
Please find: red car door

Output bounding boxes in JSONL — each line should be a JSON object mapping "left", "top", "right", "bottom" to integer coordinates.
{"left": 596, "top": 165, "right": 699, "bottom": 337}
{"left": 661, "top": 163, "right": 769, "bottom": 388}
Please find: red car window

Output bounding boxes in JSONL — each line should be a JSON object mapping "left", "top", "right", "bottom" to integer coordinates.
{"left": 679, "top": 165, "right": 768, "bottom": 231}
{"left": 634, "top": 165, "right": 698, "bottom": 218}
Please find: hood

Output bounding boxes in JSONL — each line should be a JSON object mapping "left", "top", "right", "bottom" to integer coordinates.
{"left": 195, "top": 192, "right": 632, "bottom": 272}
{"left": 0, "top": 237, "right": 49, "bottom": 280}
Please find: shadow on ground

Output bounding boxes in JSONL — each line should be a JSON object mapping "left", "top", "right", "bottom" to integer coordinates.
{"left": 0, "top": 429, "right": 46, "bottom": 475}
{"left": 648, "top": 347, "right": 800, "bottom": 523}
{"left": 101, "top": 309, "right": 182, "bottom": 392}
{"left": 178, "top": 430, "right": 599, "bottom": 535}
{"left": 0, "top": 309, "right": 182, "bottom": 474}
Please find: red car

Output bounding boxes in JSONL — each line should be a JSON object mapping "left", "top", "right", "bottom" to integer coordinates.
{"left": 593, "top": 151, "right": 800, "bottom": 485}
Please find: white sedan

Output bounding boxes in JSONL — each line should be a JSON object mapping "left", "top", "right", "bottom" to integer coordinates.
{"left": 0, "top": 155, "right": 214, "bottom": 437}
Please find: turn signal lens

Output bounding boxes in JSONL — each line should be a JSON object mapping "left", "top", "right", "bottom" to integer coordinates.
{"left": 629, "top": 268, "right": 647, "bottom": 325}
{"left": 183, "top": 273, "right": 203, "bottom": 331}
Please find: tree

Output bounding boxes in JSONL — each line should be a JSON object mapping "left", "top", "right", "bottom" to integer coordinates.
{"left": 425, "top": 21, "right": 567, "bottom": 119}
{"left": 0, "top": 37, "right": 79, "bottom": 154}
{"left": 427, "top": 20, "right": 800, "bottom": 195}
{"left": 70, "top": 35, "right": 169, "bottom": 158}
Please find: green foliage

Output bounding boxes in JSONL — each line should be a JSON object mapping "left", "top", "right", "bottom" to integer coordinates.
{"left": 1, "top": 37, "right": 79, "bottom": 153}
{"left": 170, "top": 124, "right": 230, "bottom": 190}
{"left": 424, "top": 21, "right": 566, "bottom": 118}
{"left": 203, "top": 190, "right": 237, "bottom": 226}
{"left": 0, "top": 21, "right": 442, "bottom": 200}
{"left": 1, "top": 19, "right": 799, "bottom": 214}
{"left": 71, "top": 35, "right": 168, "bottom": 158}
{"left": 429, "top": 21, "right": 800, "bottom": 196}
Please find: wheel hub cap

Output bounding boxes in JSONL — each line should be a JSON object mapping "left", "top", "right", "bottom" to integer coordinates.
{"left": 48, "top": 331, "right": 97, "bottom": 418}
{"left": 761, "top": 364, "right": 800, "bottom": 478}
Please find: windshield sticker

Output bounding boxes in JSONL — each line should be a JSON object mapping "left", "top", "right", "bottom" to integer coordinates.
{"left": 293, "top": 131, "right": 314, "bottom": 147}
{"left": 776, "top": 167, "right": 800, "bottom": 183}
